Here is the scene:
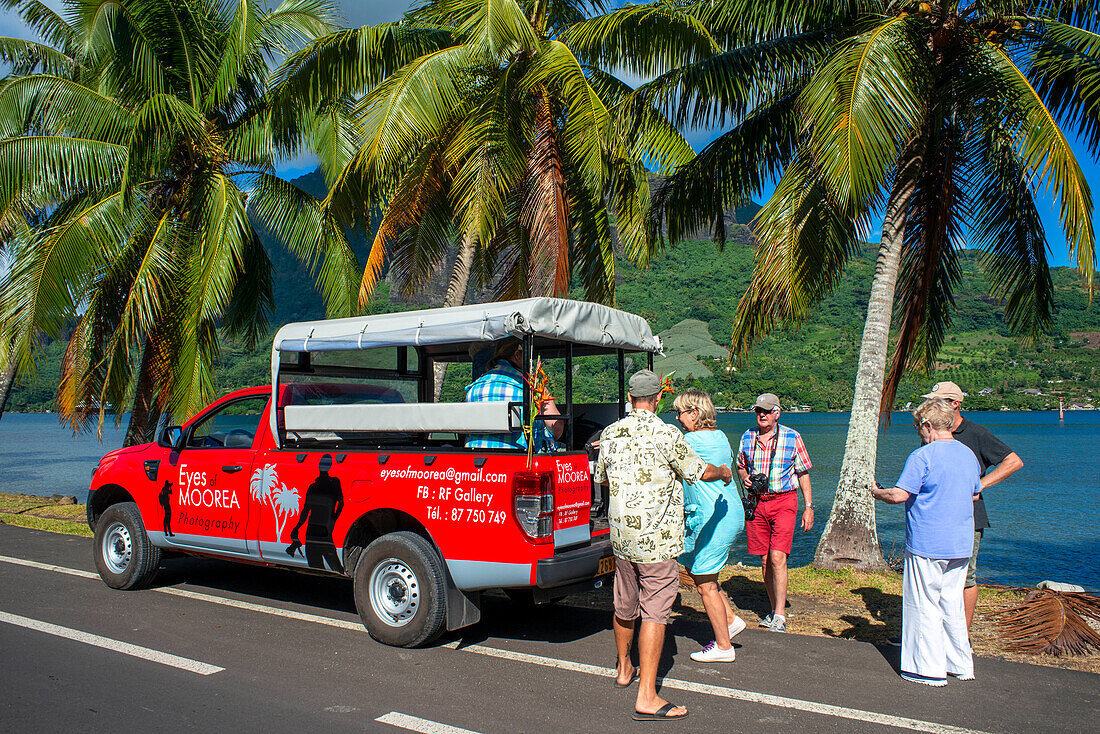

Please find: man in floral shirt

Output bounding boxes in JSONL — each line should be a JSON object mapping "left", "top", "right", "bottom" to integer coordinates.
{"left": 595, "top": 370, "right": 732, "bottom": 721}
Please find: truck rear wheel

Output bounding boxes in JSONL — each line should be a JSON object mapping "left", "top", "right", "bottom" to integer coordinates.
{"left": 353, "top": 531, "right": 447, "bottom": 648}
{"left": 93, "top": 502, "right": 162, "bottom": 590}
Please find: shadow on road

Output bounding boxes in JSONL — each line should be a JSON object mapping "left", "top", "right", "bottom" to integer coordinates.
{"left": 151, "top": 555, "right": 358, "bottom": 616}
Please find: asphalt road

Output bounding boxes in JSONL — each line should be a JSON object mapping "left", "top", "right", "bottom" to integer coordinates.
{"left": 1, "top": 524, "right": 1096, "bottom": 734}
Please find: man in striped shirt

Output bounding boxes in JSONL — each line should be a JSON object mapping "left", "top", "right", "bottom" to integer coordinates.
{"left": 736, "top": 393, "right": 814, "bottom": 632}
{"left": 464, "top": 338, "right": 562, "bottom": 450}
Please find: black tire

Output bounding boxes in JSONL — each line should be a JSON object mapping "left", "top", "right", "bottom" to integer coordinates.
{"left": 93, "top": 502, "right": 161, "bottom": 590}
{"left": 353, "top": 531, "right": 447, "bottom": 648}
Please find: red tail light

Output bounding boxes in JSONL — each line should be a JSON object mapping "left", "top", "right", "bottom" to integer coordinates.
{"left": 513, "top": 471, "right": 554, "bottom": 544}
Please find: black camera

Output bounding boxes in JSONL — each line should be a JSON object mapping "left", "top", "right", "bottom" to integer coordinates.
{"left": 748, "top": 473, "right": 769, "bottom": 497}
{"left": 741, "top": 473, "right": 768, "bottom": 521}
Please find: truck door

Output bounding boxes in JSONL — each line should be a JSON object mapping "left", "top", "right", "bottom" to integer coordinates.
{"left": 164, "top": 395, "right": 266, "bottom": 556}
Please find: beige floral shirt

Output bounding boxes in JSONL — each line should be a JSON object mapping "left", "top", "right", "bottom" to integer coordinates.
{"left": 594, "top": 409, "right": 707, "bottom": 563}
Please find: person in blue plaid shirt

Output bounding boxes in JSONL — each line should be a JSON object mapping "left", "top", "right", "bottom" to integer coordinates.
{"left": 464, "top": 338, "right": 563, "bottom": 450}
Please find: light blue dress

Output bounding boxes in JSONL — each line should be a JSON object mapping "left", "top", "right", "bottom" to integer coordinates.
{"left": 678, "top": 429, "right": 744, "bottom": 575}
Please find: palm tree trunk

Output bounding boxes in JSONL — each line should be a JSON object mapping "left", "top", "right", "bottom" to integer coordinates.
{"left": 123, "top": 339, "right": 163, "bottom": 447}
{"left": 433, "top": 232, "right": 477, "bottom": 400}
{"left": 814, "top": 154, "right": 921, "bottom": 570}
{"left": 0, "top": 363, "right": 16, "bottom": 420}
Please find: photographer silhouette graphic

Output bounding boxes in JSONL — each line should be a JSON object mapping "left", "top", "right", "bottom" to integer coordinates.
{"left": 285, "top": 454, "right": 345, "bottom": 573}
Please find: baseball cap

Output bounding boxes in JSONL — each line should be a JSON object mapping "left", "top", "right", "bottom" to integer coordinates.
{"left": 753, "top": 393, "right": 781, "bottom": 412}
{"left": 628, "top": 370, "right": 662, "bottom": 398}
{"left": 922, "top": 381, "right": 966, "bottom": 402}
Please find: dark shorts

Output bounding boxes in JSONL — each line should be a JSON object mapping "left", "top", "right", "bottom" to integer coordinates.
{"left": 966, "top": 529, "right": 983, "bottom": 588}
{"left": 746, "top": 490, "right": 797, "bottom": 556}
{"left": 613, "top": 558, "right": 679, "bottom": 624}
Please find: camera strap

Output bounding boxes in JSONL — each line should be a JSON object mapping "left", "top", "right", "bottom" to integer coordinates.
{"left": 751, "top": 428, "right": 781, "bottom": 491}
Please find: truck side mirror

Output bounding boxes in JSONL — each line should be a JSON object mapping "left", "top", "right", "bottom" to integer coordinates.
{"left": 158, "top": 426, "right": 183, "bottom": 449}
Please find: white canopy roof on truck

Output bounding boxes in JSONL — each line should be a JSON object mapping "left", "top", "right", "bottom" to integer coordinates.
{"left": 271, "top": 298, "right": 663, "bottom": 355}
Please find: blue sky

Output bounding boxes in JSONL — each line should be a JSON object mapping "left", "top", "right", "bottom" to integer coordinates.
{"left": 1, "top": 0, "right": 1095, "bottom": 269}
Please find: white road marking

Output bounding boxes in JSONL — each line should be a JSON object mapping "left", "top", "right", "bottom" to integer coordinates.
{"left": 0, "top": 555, "right": 99, "bottom": 579}
{"left": 154, "top": 587, "right": 363, "bottom": 630}
{"left": 375, "top": 712, "right": 482, "bottom": 734}
{"left": 441, "top": 641, "right": 993, "bottom": 734}
{"left": 0, "top": 553, "right": 994, "bottom": 733}
{"left": 0, "top": 554, "right": 361, "bottom": 630}
{"left": 0, "top": 610, "right": 223, "bottom": 675}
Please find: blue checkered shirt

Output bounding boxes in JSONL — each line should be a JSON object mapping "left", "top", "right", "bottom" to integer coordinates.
{"left": 464, "top": 359, "right": 555, "bottom": 450}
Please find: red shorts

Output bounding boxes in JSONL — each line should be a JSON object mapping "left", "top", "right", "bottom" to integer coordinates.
{"left": 746, "top": 490, "right": 798, "bottom": 556}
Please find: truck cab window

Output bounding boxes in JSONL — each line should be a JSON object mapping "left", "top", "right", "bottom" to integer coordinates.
{"left": 187, "top": 396, "right": 268, "bottom": 448}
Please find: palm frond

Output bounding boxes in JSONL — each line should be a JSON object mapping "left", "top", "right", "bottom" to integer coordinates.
{"left": 650, "top": 90, "right": 801, "bottom": 246}
{"left": 691, "top": 0, "right": 871, "bottom": 47}
{"left": 1, "top": 0, "right": 78, "bottom": 50}
{"left": 1028, "top": 19, "right": 1100, "bottom": 160}
{"left": 0, "top": 36, "right": 75, "bottom": 75}
{"left": 0, "top": 74, "right": 133, "bottom": 144}
{"left": 983, "top": 38, "right": 1095, "bottom": 291}
{"left": 458, "top": 0, "right": 540, "bottom": 59}
{"left": 565, "top": 164, "right": 615, "bottom": 305}
{"left": 802, "top": 15, "right": 926, "bottom": 216}
{"left": 270, "top": 22, "right": 453, "bottom": 124}
{"left": 366, "top": 131, "right": 453, "bottom": 302}
{"left": 0, "top": 135, "right": 126, "bottom": 213}
{"left": 882, "top": 120, "right": 966, "bottom": 415}
{"left": 968, "top": 117, "right": 1055, "bottom": 343}
{"left": 520, "top": 93, "right": 570, "bottom": 296}
{"left": 561, "top": 1, "right": 718, "bottom": 77}
{"left": 524, "top": 39, "right": 610, "bottom": 191}
{"left": 584, "top": 67, "right": 695, "bottom": 176}
{"left": 246, "top": 171, "right": 359, "bottom": 317}
{"left": 634, "top": 28, "right": 830, "bottom": 130}
{"left": 731, "top": 153, "right": 865, "bottom": 356}
{"left": 990, "top": 589, "right": 1100, "bottom": 656}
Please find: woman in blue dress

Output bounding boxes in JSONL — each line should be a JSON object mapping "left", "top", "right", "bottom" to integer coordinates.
{"left": 674, "top": 389, "right": 746, "bottom": 663}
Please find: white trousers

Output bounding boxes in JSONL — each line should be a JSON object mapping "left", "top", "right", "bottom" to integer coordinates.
{"left": 902, "top": 552, "right": 973, "bottom": 682}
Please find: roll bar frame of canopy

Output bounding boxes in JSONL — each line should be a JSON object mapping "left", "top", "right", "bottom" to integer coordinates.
{"left": 269, "top": 298, "right": 663, "bottom": 448}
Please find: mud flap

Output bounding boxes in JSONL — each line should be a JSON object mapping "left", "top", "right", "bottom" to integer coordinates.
{"left": 444, "top": 564, "right": 481, "bottom": 631}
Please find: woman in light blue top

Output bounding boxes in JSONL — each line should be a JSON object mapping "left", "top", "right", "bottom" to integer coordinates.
{"left": 674, "top": 389, "right": 746, "bottom": 663}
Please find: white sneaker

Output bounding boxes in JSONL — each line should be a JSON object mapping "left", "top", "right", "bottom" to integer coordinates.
{"left": 728, "top": 615, "right": 747, "bottom": 639}
{"left": 759, "top": 613, "right": 774, "bottom": 628}
{"left": 690, "top": 642, "right": 736, "bottom": 663}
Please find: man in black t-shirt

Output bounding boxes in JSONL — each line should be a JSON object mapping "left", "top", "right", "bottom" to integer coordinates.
{"left": 922, "top": 382, "right": 1024, "bottom": 630}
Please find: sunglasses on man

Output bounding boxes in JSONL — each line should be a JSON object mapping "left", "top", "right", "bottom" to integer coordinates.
{"left": 754, "top": 408, "right": 776, "bottom": 415}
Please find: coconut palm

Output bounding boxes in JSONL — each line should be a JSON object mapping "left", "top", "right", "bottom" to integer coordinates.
{"left": 648, "top": 0, "right": 1097, "bottom": 568}
{"left": 0, "top": 0, "right": 360, "bottom": 443}
{"left": 272, "top": 0, "right": 707, "bottom": 322}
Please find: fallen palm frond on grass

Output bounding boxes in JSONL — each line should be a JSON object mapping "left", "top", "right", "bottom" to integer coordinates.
{"left": 989, "top": 589, "right": 1100, "bottom": 656}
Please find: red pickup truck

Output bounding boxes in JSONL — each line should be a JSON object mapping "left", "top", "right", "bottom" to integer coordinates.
{"left": 87, "top": 298, "right": 663, "bottom": 646}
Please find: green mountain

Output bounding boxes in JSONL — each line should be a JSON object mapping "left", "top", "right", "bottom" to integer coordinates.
{"left": 8, "top": 170, "right": 1099, "bottom": 413}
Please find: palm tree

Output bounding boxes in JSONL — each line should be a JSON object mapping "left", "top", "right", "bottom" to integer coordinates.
{"left": 272, "top": 0, "right": 706, "bottom": 354}
{"left": 0, "top": 0, "right": 360, "bottom": 443}
{"left": 649, "top": 0, "right": 1097, "bottom": 568}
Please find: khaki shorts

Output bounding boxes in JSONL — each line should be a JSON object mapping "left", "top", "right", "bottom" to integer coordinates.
{"left": 613, "top": 557, "right": 679, "bottom": 624}
{"left": 966, "top": 529, "right": 983, "bottom": 588}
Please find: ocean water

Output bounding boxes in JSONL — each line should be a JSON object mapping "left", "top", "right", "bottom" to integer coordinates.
{"left": 1, "top": 410, "right": 1097, "bottom": 589}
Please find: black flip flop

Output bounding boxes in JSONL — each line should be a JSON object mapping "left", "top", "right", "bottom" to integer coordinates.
{"left": 632, "top": 703, "right": 688, "bottom": 721}
{"left": 613, "top": 668, "right": 638, "bottom": 688}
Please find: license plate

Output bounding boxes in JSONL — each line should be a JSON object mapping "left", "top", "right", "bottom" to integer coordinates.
{"left": 597, "top": 556, "right": 614, "bottom": 576}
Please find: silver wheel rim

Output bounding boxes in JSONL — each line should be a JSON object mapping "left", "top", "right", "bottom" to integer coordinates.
{"left": 369, "top": 557, "right": 420, "bottom": 628}
{"left": 102, "top": 520, "right": 132, "bottom": 575}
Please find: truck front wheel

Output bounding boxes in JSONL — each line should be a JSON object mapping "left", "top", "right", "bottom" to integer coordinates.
{"left": 93, "top": 502, "right": 162, "bottom": 590}
{"left": 353, "top": 531, "right": 447, "bottom": 648}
